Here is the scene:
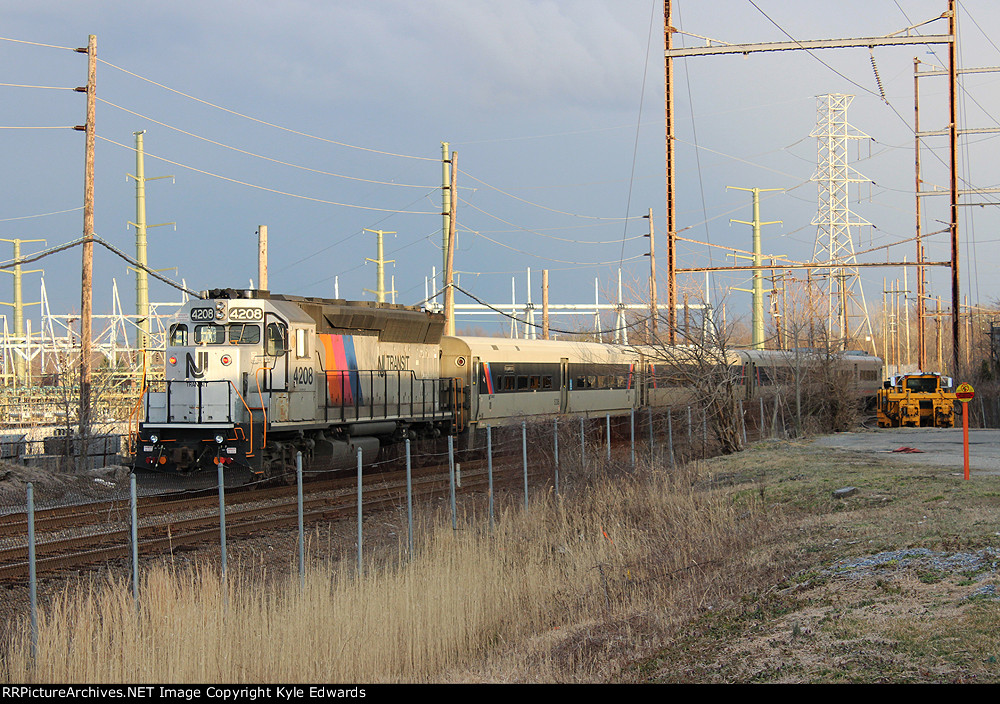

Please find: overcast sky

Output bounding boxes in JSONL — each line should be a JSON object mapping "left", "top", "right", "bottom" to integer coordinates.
{"left": 1, "top": 0, "right": 997, "bottom": 341}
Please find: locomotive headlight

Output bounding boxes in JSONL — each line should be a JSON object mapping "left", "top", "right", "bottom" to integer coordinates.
{"left": 220, "top": 354, "right": 232, "bottom": 366}
{"left": 215, "top": 433, "right": 225, "bottom": 444}
{"left": 168, "top": 356, "right": 177, "bottom": 366}
{"left": 150, "top": 434, "right": 159, "bottom": 444}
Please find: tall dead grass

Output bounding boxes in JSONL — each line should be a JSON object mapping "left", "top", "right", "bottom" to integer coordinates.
{"left": 1, "top": 454, "right": 775, "bottom": 683}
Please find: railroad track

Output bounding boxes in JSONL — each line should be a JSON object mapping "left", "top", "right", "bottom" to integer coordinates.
{"left": 0, "top": 457, "right": 549, "bottom": 581}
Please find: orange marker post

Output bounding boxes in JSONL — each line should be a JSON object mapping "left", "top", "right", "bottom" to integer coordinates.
{"left": 955, "top": 383, "right": 975, "bottom": 480}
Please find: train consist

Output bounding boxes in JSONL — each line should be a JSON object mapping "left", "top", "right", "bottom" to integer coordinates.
{"left": 132, "top": 290, "right": 883, "bottom": 477}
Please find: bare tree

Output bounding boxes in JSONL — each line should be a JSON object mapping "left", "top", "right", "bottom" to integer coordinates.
{"left": 638, "top": 310, "right": 746, "bottom": 455}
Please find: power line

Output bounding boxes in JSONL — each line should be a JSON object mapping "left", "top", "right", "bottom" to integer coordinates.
{"left": 97, "top": 135, "right": 440, "bottom": 215}
{"left": 98, "top": 57, "right": 437, "bottom": 162}
{"left": 98, "top": 97, "right": 439, "bottom": 189}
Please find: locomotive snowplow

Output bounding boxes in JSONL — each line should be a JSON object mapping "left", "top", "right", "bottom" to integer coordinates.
{"left": 876, "top": 372, "right": 957, "bottom": 428}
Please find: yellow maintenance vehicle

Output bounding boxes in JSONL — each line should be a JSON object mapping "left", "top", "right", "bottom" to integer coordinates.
{"left": 876, "top": 372, "right": 957, "bottom": 428}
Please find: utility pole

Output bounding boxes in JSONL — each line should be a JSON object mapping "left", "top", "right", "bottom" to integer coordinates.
{"left": 643, "top": 208, "right": 658, "bottom": 338}
{"left": 441, "top": 142, "right": 452, "bottom": 287}
{"left": 914, "top": 57, "right": 927, "bottom": 370}
{"left": 663, "top": 1, "right": 677, "bottom": 345}
{"left": 948, "top": 0, "right": 960, "bottom": 376}
{"left": 0, "top": 239, "right": 44, "bottom": 385}
{"left": 936, "top": 296, "right": 943, "bottom": 374}
{"left": 127, "top": 130, "right": 173, "bottom": 354}
{"left": 363, "top": 229, "right": 396, "bottom": 303}
{"left": 729, "top": 186, "right": 782, "bottom": 350}
{"left": 257, "top": 225, "right": 268, "bottom": 291}
{"left": 542, "top": 269, "right": 550, "bottom": 340}
{"left": 444, "top": 151, "right": 457, "bottom": 335}
{"left": 664, "top": 1, "right": 953, "bottom": 357}
{"left": 76, "top": 34, "right": 97, "bottom": 460}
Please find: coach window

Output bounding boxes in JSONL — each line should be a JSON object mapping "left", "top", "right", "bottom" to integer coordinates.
{"left": 542, "top": 376, "right": 553, "bottom": 389}
{"left": 194, "top": 324, "right": 225, "bottom": 345}
{"left": 502, "top": 376, "right": 515, "bottom": 391}
{"left": 295, "top": 328, "right": 309, "bottom": 358}
{"left": 517, "top": 376, "right": 529, "bottom": 390}
{"left": 169, "top": 324, "right": 188, "bottom": 346}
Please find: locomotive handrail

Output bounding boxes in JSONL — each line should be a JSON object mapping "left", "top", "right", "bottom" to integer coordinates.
{"left": 254, "top": 366, "right": 268, "bottom": 450}
{"left": 321, "top": 368, "right": 448, "bottom": 424}
{"left": 227, "top": 379, "right": 256, "bottom": 456}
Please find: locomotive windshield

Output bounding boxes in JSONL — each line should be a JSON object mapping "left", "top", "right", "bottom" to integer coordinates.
{"left": 194, "top": 324, "right": 226, "bottom": 345}
{"left": 169, "top": 324, "right": 187, "bottom": 346}
{"left": 228, "top": 323, "right": 261, "bottom": 344}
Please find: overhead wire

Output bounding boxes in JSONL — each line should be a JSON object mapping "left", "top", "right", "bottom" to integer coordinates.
{"left": 458, "top": 169, "right": 641, "bottom": 221}
{"left": 0, "top": 36, "right": 76, "bottom": 51}
{"left": 458, "top": 197, "right": 645, "bottom": 246}
{"left": 0, "top": 206, "right": 82, "bottom": 223}
{"left": 0, "top": 234, "right": 202, "bottom": 297}
{"left": 98, "top": 98, "right": 440, "bottom": 190}
{"left": 617, "top": 0, "right": 657, "bottom": 269}
{"left": 98, "top": 58, "right": 437, "bottom": 162}
{"left": 96, "top": 134, "right": 439, "bottom": 215}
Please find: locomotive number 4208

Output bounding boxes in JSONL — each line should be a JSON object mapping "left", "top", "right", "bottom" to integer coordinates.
{"left": 293, "top": 367, "right": 314, "bottom": 385}
{"left": 230, "top": 307, "right": 263, "bottom": 321}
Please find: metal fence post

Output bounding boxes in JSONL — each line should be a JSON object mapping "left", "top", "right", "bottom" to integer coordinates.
{"left": 580, "top": 417, "right": 586, "bottom": 467}
{"left": 648, "top": 407, "right": 654, "bottom": 459}
{"left": 130, "top": 473, "right": 139, "bottom": 609}
{"left": 687, "top": 405, "right": 692, "bottom": 443}
{"left": 740, "top": 400, "right": 747, "bottom": 447}
{"left": 217, "top": 459, "right": 227, "bottom": 577}
{"left": 522, "top": 421, "right": 528, "bottom": 510}
{"left": 553, "top": 418, "right": 560, "bottom": 497}
{"left": 702, "top": 407, "right": 707, "bottom": 458}
{"left": 606, "top": 413, "right": 611, "bottom": 462}
{"left": 760, "top": 396, "right": 765, "bottom": 440}
{"left": 27, "top": 483, "right": 37, "bottom": 660}
{"left": 630, "top": 408, "right": 636, "bottom": 469}
{"left": 405, "top": 438, "right": 413, "bottom": 558}
{"left": 668, "top": 409, "right": 675, "bottom": 468}
{"left": 449, "top": 435, "right": 457, "bottom": 530}
{"left": 487, "top": 425, "right": 494, "bottom": 531}
{"left": 357, "top": 447, "right": 363, "bottom": 576}
{"left": 296, "top": 451, "right": 304, "bottom": 588}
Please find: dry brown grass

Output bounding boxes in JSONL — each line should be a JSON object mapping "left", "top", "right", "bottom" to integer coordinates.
{"left": 0, "top": 452, "right": 774, "bottom": 683}
{"left": 8, "top": 437, "right": 996, "bottom": 683}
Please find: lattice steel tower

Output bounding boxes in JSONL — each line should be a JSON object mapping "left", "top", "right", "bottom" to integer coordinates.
{"left": 810, "top": 94, "right": 876, "bottom": 352}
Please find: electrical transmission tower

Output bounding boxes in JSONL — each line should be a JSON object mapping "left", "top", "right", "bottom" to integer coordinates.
{"left": 810, "top": 93, "right": 876, "bottom": 352}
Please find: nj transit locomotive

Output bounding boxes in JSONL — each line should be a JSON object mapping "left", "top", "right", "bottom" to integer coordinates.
{"left": 133, "top": 289, "right": 883, "bottom": 477}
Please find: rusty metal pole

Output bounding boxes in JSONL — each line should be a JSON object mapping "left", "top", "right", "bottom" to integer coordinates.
{"left": 664, "top": 1, "right": 677, "bottom": 345}
{"left": 644, "top": 208, "right": 658, "bottom": 337}
{"left": 78, "top": 34, "right": 96, "bottom": 468}
{"left": 948, "top": 0, "right": 961, "bottom": 374}
{"left": 914, "top": 57, "right": 927, "bottom": 370}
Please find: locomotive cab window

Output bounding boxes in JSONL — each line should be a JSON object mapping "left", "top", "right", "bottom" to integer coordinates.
{"left": 169, "top": 324, "right": 188, "bottom": 346}
{"left": 265, "top": 322, "right": 288, "bottom": 356}
{"left": 194, "top": 324, "right": 225, "bottom": 345}
{"left": 228, "top": 323, "right": 260, "bottom": 345}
